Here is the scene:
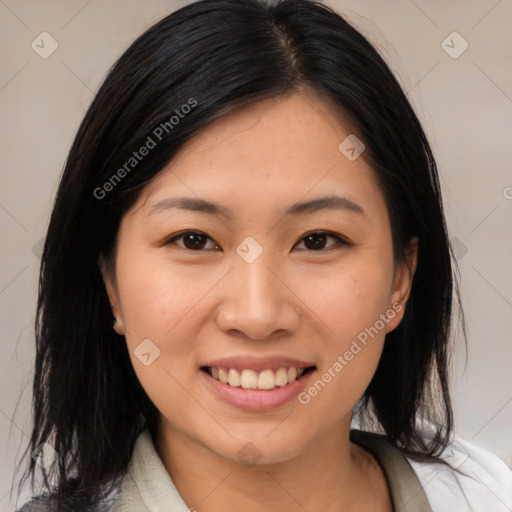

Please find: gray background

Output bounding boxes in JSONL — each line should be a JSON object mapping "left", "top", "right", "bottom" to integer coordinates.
{"left": 1, "top": 0, "right": 511, "bottom": 510}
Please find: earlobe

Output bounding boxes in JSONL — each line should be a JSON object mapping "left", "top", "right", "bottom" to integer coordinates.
{"left": 97, "top": 254, "right": 125, "bottom": 335}
{"left": 112, "top": 317, "right": 124, "bottom": 336}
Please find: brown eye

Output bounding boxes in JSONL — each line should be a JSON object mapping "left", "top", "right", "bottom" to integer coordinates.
{"left": 295, "top": 231, "right": 347, "bottom": 251}
{"left": 166, "top": 231, "right": 220, "bottom": 251}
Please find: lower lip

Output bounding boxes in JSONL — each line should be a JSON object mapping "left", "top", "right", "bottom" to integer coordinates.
{"left": 200, "top": 368, "right": 315, "bottom": 412}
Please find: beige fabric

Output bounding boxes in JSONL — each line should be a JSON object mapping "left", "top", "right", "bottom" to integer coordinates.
{"left": 350, "top": 430, "right": 433, "bottom": 512}
{"left": 111, "top": 430, "right": 191, "bottom": 512}
{"left": 111, "top": 429, "right": 431, "bottom": 512}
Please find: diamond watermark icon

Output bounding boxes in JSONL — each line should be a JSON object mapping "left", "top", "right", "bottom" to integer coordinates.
{"left": 134, "top": 338, "right": 161, "bottom": 366}
{"left": 31, "top": 442, "right": 58, "bottom": 469}
{"left": 32, "top": 237, "right": 45, "bottom": 260}
{"left": 450, "top": 236, "right": 468, "bottom": 261}
{"left": 338, "top": 134, "right": 365, "bottom": 161}
{"left": 442, "top": 442, "right": 470, "bottom": 470}
{"left": 237, "top": 442, "right": 262, "bottom": 467}
{"left": 31, "top": 32, "right": 59, "bottom": 59}
{"left": 236, "top": 236, "right": 263, "bottom": 264}
{"left": 441, "top": 31, "right": 468, "bottom": 59}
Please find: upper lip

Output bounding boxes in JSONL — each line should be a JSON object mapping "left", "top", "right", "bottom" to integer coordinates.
{"left": 201, "top": 356, "right": 316, "bottom": 372}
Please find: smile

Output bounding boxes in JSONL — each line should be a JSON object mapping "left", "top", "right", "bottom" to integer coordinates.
{"left": 201, "top": 366, "right": 316, "bottom": 391}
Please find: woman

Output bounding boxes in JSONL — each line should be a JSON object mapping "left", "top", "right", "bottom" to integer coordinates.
{"left": 15, "top": 0, "right": 512, "bottom": 510}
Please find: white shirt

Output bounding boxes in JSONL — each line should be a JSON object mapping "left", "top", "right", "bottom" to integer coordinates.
{"left": 408, "top": 436, "right": 512, "bottom": 511}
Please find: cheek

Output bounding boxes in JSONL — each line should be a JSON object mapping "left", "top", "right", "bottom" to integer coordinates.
{"left": 116, "top": 248, "right": 216, "bottom": 341}
{"left": 294, "top": 258, "right": 394, "bottom": 406}
{"left": 114, "top": 254, "right": 223, "bottom": 426}
{"left": 297, "top": 258, "right": 394, "bottom": 343}
{"left": 113, "top": 249, "right": 230, "bottom": 409}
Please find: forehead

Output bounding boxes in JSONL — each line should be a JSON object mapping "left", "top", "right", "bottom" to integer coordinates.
{"left": 133, "top": 91, "right": 387, "bottom": 222}
{"left": 168, "top": 91, "right": 353, "bottom": 173}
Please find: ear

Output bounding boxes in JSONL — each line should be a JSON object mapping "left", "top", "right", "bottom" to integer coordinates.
{"left": 386, "top": 237, "right": 418, "bottom": 333}
{"left": 98, "top": 254, "right": 125, "bottom": 335}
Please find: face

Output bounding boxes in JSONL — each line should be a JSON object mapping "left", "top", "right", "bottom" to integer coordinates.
{"left": 101, "top": 91, "right": 417, "bottom": 465}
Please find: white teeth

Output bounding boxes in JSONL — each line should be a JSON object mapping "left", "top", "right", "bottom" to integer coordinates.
{"left": 240, "top": 369, "right": 258, "bottom": 389}
{"left": 275, "top": 368, "right": 288, "bottom": 387}
{"left": 257, "top": 369, "right": 276, "bottom": 390}
{"left": 208, "top": 366, "right": 310, "bottom": 390}
{"left": 218, "top": 368, "right": 228, "bottom": 384}
{"left": 228, "top": 368, "right": 241, "bottom": 387}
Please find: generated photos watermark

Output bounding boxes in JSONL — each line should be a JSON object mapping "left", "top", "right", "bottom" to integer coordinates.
{"left": 298, "top": 302, "right": 403, "bottom": 405}
{"left": 93, "top": 97, "right": 198, "bottom": 200}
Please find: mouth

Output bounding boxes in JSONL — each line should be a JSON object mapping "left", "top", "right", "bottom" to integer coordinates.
{"left": 200, "top": 365, "right": 317, "bottom": 391}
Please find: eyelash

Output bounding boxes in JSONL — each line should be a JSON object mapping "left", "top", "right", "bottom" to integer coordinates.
{"left": 164, "top": 230, "right": 350, "bottom": 253}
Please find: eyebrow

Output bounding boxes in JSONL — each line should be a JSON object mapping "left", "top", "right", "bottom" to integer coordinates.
{"left": 147, "top": 195, "right": 365, "bottom": 219}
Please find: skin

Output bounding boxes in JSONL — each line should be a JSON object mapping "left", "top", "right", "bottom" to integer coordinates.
{"left": 101, "top": 90, "right": 418, "bottom": 512}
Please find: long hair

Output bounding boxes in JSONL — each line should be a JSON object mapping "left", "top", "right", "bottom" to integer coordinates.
{"left": 16, "top": 0, "right": 463, "bottom": 509}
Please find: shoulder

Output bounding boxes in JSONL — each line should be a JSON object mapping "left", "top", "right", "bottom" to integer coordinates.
{"left": 15, "top": 495, "right": 118, "bottom": 512}
{"left": 15, "top": 496, "right": 116, "bottom": 512}
{"left": 15, "top": 480, "right": 123, "bottom": 512}
{"left": 15, "top": 495, "right": 54, "bottom": 512}
{"left": 407, "top": 436, "right": 512, "bottom": 512}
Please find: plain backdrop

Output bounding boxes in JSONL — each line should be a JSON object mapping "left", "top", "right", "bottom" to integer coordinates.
{"left": 1, "top": 0, "right": 511, "bottom": 510}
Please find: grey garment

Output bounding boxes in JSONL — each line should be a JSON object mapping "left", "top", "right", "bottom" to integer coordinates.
{"left": 14, "top": 480, "right": 122, "bottom": 512}
{"left": 350, "top": 430, "right": 433, "bottom": 512}
{"left": 15, "top": 493, "right": 119, "bottom": 512}
{"left": 15, "top": 497, "right": 115, "bottom": 512}
{"left": 16, "top": 430, "right": 432, "bottom": 511}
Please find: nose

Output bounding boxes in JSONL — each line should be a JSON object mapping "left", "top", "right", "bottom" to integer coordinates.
{"left": 214, "top": 250, "right": 301, "bottom": 341}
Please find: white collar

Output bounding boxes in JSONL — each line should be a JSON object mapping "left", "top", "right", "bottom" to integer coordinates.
{"left": 111, "top": 429, "right": 191, "bottom": 512}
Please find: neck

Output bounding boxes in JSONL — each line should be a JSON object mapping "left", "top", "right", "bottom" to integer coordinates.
{"left": 155, "top": 419, "right": 393, "bottom": 512}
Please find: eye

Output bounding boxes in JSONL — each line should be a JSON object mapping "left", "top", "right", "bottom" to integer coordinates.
{"left": 294, "top": 231, "right": 348, "bottom": 251}
{"left": 165, "top": 230, "right": 220, "bottom": 251}
{"left": 164, "top": 230, "right": 348, "bottom": 252}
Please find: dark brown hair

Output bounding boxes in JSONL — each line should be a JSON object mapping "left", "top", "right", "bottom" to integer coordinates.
{"left": 16, "top": 0, "right": 463, "bottom": 509}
